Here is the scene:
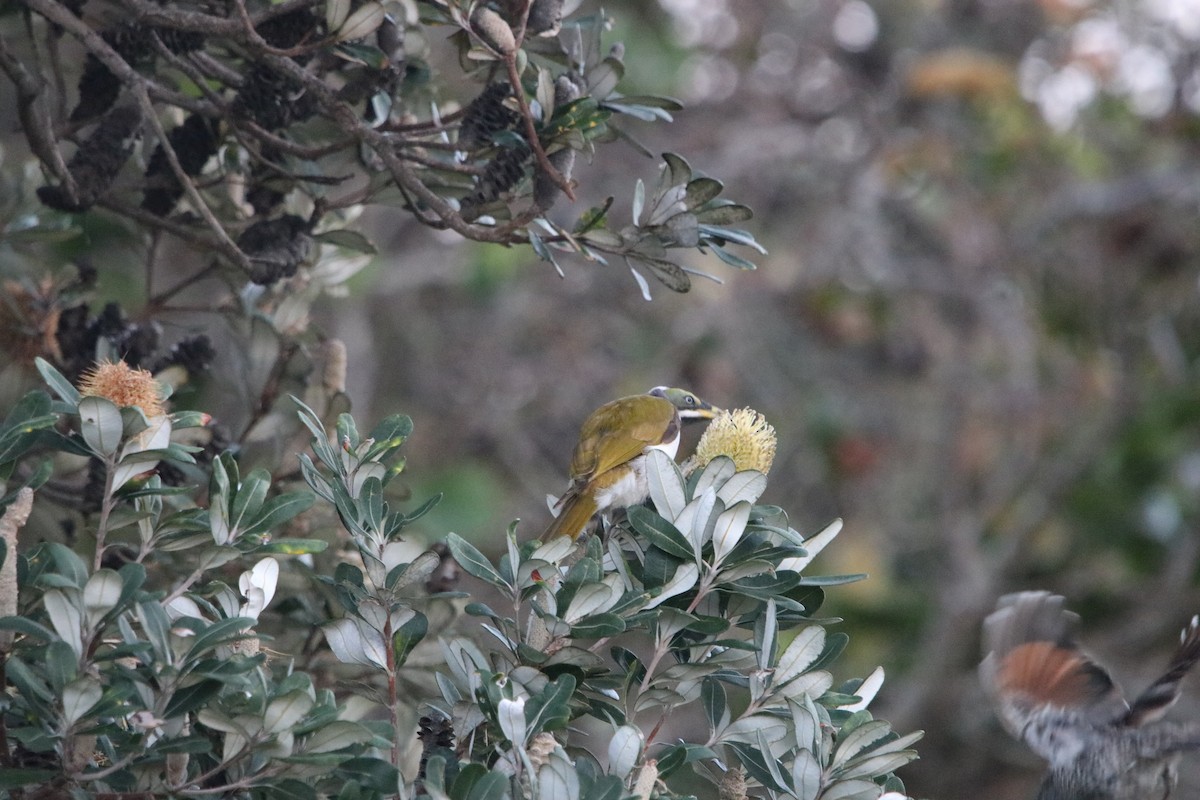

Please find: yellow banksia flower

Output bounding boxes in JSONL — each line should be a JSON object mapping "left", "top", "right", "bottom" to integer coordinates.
{"left": 694, "top": 407, "right": 777, "bottom": 475}
{"left": 77, "top": 360, "right": 166, "bottom": 417}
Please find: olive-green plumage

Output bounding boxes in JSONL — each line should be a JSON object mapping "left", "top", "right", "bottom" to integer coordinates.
{"left": 544, "top": 387, "right": 715, "bottom": 541}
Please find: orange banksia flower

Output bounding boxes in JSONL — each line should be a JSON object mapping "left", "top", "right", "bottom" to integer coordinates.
{"left": 77, "top": 360, "right": 166, "bottom": 417}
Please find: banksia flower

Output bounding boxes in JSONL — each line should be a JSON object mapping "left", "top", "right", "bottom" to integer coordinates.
{"left": 693, "top": 407, "right": 777, "bottom": 475}
{"left": 77, "top": 360, "right": 166, "bottom": 417}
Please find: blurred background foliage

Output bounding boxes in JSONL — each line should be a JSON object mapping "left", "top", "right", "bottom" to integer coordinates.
{"left": 5, "top": 0, "right": 1200, "bottom": 797}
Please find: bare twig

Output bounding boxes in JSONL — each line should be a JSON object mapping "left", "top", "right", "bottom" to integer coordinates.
{"left": 0, "top": 33, "right": 73, "bottom": 187}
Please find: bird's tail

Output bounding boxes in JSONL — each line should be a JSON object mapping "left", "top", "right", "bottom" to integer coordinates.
{"left": 1125, "top": 614, "right": 1200, "bottom": 726}
{"left": 542, "top": 491, "right": 597, "bottom": 541}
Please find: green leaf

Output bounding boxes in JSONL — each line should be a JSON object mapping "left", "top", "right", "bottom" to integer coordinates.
{"left": 45, "top": 639, "right": 78, "bottom": 693}
{"left": 573, "top": 197, "right": 613, "bottom": 235}
{"left": 629, "top": 256, "right": 690, "bottom": 293}
{"left": 627, "top": 505, "right": 693, "bottom": 560}
{"left": 797, "top": 573, "right": 868, "bottom": 587}
{"left": 693, "top": 201, "right": 754, "bottom": 225}
{"left": 444, "top": 533, "right": 508, "bottom": 589}
{"left": 315, "top": 229, "right": 378, "bottom": 254}
{"left": 0, "top": 769, "right": 59, "bottom": 789}
{"left": 6, "top": 656, "right": 54, "bottom": 704}
{"left": 569, "top": 612, "right": 626, "bottom": 639}
{"left": 808, "top": 631, "right": 850, "bottom": 673}
{"left": 701, "top": 677, "right": 727, "bottom": 733}
{"left": 529, "top": 230, "right": 562, "bottom": 274}
{"left": 230, "top": 468, "right": 271, "bottom": 532}
{"left": 164, "top": 679, "right": 224, "bottom": 717}
{"left": 0, "top": 615, "right": 54, "bottom": 641}
{"left": 631, "top": 178, "right": 645, "bottom": 226}
{"left": 685, "top": 177, "right": 723, "bottom": 208}
{"left": 366, "top": 413, "right": 413, "bottom": 446}
{"left": 464, "top": 769, "right": 509, "bottom": 800}
{"left": 709, "top": 245, "right": 759, "bottom": 270}
{"left": 726, "top": 741, "right": 791, "bottom": 793}
{"left": 393, "top": 610, "right": 428, "bottom": 667}
{"left": 337, "top": 756, "right": 401, "bottom": 793}
{"left": 264, "top": 691, "right": 316, "bottom": 734}
{"left": 524, "top": 674, "right": 576, "bottom": 736}
{"left": 303, "top": 720, "right": 377, "bottom": 754}
{"left": 256, "top": 537, "right": 329, "bottom": 555}
{"left": 185, "top": 616, "right": 256, "bottom": 659}
{"left": 655, "top": 742, "right": 719, "bottom": 778}
{"left": 35, "top": 357, "right": 81, "bottom": 405}
{"left": 78, "top": 396, "right": 124, "bottom": 457}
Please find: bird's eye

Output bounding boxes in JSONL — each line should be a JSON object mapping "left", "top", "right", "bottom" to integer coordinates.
{"left": 685, "top": 396, "right": 695, "bottom": 405}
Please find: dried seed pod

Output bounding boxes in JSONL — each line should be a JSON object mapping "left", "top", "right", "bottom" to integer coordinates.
{"left": 0, "top": 489, "right": 33, "bottom": 653}
{"left": 38, "top": 105, "right": 143, "bottom": 212}
{"left": 233, "top": 65, "right": 316, "bottom": 131}
{"left": 526, "top": 0, "right": 564, "bottom": 37}
{"left": 256, "top": 8, "right": 321, "bottom": 51}
{"left": 471, "top": 7, "right": 516, "bottom": 55}
{"left": 416, "top": 714, "right": 457, "bottom": 790}
{"left": 150, "top": 334, "right": 216, "bottom": 376}
{"left": 460, "top": 145, "right": 530, "bottom": 219}
{"left": 458, "top": 82, "right": 519, "bottom": 150}
{"left": 237, "top": 215, "right": 314, "bottom": 285}
{"left": 533, "top": 147, "right": 574, "bottom": 211}
{"left": 71, "top": 56, "right": 121, "bottom": 123}
{"left": 142, "top": 113, "right": 220, "bottom": 216}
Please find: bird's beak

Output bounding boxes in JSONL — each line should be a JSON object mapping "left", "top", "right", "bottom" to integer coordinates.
{"left": 681, "top": 400, "right": 718, "bottom": 421}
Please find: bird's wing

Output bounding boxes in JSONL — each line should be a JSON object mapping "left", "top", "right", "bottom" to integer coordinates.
{"left": 980, "top": 592, "right": 1129, "bottom": 762}
{"left": 569, "top": 396, "right": 674, "bottom": 481}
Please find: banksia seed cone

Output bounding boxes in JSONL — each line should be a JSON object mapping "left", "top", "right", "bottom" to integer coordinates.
{"left": 693, "top": 408, "right": 777, "bottom": 474}
{"left": 0, "top": 488, "right": 34, "bottom": 653}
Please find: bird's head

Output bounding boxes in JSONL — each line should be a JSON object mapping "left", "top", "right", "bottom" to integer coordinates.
{"left": 648, "top": 386, "right": 717, "bottom": 420}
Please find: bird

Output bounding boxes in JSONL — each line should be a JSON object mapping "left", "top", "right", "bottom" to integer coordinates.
{"left": 980, "top": 590, "right": 1200, "bottom": 799}
{"left": 543, "top": 386, "right": 716, "bottom": 541}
